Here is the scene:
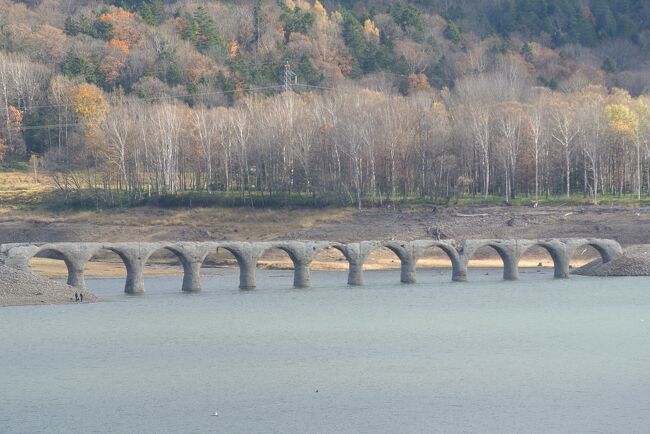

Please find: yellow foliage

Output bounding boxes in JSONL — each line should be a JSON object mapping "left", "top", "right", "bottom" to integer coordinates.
{"left": 313, "top": 0, "right": 327, "bottom": 17}
{"left": 108, "top": 38, "right": 129, "bottom": 53}
{"left": 605, "top": 103, "right": 639, "bottom": 140}
{"left": 283, "top": 0, "right": 296, "bottom": 9}
{"left": 296, "top": 0, "right": 311, "bottom": 11}
{"left": 71, "top": 84, "right": 109, "bottom": 125}
{"left": 363, "top": 19, "right": 380, "bottom": 43}
{"left": 431, "top": 101, "right": 448, "bottom": 116}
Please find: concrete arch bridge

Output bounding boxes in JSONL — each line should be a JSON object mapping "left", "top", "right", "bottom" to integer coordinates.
{"left": 0, "top": 239, "right": 622, "bottom": 294}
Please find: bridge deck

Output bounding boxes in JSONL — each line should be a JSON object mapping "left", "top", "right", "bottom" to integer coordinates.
{"left": 0, "top": 239, "right": 623, "bottom": 294}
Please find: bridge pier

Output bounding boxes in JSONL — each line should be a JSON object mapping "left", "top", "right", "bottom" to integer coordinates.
{"left": 400, "top": 258, "right": 417, "bottom": 284}
{"left": 293, "top": 262, "right": 311, "bottom": 288}
{"left": 66, "top": 261, "right": 87, "bottom": 289}
{"left": 63, "top": 247, "right": 100, "bottom": 290}
{"left": 553, "top": 253, "right": 570, "bottom": 278}
{"left": 218, "top": 243, "right": 261, "bottom": 290}
{"left": 123, "top": 257, "right": 146, "bottom": 294}
{"left": 104, "top": 245, "right": 153, "bottom": 295}
{"left": 503, "top": 258, "right": 519, "bottom": 281}
{"left": 238, "top": 258, "right": 257, "bottom": 290}
{"left": 347, "top": 262, "right": 364, "bottom": 286}
{"left": 342, "top": 242, "right": 380, "bottom": 286}
{"left": 452, "top": 262, "right": 468, "bottom": 281}
{"left": 181, "top": 260, "right": 203, "bottom": 292}
{"left": 168, "top": 243, "right": 214, "bottom": 293}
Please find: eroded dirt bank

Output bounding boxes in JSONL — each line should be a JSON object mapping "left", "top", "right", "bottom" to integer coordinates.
{"left": 2, "top": 205, "right": 648, "bottom": 244}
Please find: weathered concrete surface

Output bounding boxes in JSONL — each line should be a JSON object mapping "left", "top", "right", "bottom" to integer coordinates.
{"left": 0, "top": 238, "right": 623, "bottom": 294}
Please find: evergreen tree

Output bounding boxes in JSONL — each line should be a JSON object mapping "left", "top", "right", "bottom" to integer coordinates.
{"left": 139, "top": 0, "right": 166, "bottom": 26}
{"left": 601, "top": 58, "right": 615, "bottom": 73}
{"left": 443, "top": 21, "right": 462, "bottom": 44}
{"left": 279, "top": 4, "right": 315, "bottom": 43}
{"left": 194, "top": 7, "right": 224, "bottom": 53}
{"left": 521, "top": 42, "right": 534, "bottom": 62}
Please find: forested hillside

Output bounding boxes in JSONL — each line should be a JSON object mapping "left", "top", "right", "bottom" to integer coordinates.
{"left": 1, "top": 0, "right": 650, "bottom": 208}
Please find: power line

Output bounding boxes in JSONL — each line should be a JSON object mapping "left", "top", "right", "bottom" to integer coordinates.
{"left": 293, "top": 83, "right": 335, "bottom": 91}
{"left": 0, "top": 83, "right": 338, "bottom": 133}
{"left": 2, "top": 122, "right": 85, "bottom": 132}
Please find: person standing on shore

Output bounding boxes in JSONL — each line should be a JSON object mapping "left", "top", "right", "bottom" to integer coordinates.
{"left": 80, "top": 293, "right": 83, "bottom": 302}
{"left": 74, "top": 293, "right": 79, "bottom": 302}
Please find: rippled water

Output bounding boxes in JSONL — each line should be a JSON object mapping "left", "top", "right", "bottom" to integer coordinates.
{"left": 1, "top": 269, "right": 650, "bottom": 433}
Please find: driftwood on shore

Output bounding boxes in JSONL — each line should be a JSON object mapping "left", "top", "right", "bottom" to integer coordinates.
{"left": 455, "top": 213, "right": 489, "bottom": 217}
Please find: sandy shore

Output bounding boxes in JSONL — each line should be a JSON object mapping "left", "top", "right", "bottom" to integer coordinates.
{"left": 29, "top": 256, "right": 591, "bottom": 279}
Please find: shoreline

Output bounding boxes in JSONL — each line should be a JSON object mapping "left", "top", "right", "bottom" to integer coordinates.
{"left": 0, "top": 264, "right": 101, "bottom": 307}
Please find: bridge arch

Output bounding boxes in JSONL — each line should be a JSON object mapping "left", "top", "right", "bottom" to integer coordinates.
{"left": 568, "top": 241, "right": 619, "bottom": 263}
{"left": 309, "top": 243, "right": 350, "bottom": 284}
{"left": 255, "top": 244, "right": 303, "bottom": 288}
{"left": 565, "top": 239, "right": 622, "bottom": 275}
{"left": 257, "top": 244, "right": 302, "bottom": 267}
{"left": 27, "top": 245, "right": 85, "bottom": 288}
{"left": 516, "top": 242, "right": 567, "bottom": 279}
{"left": 87, "top": 245, "right": 155, "bottom": 294}
{"left": 413, "top": 241, "right": 463, "bottom": 282}
{"left": 216, "top": 243, "right": 260, "bottom": 290}
{"left": 361, "top": 243, "right": 408, "bottom": 284}
{"left": 142, "top": 244, "right": 213, "bottom": 293}
{"left": 461, "top": 241, "right": 519, "bottom": 281}
{"left": 312, "top": 243, "right": 350, "bottom": 260}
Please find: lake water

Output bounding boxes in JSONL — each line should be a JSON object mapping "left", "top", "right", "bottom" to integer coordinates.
{"left": 1, "top": 268, "right": 650, "bottom": 434}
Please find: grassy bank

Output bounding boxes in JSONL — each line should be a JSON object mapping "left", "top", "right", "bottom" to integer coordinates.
{"left": 3, "top": 168, "right": 650, "bottom": 213}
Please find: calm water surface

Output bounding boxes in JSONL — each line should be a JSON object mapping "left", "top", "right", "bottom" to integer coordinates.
{"left": 1, "top": 269, "right": 649, "bottom": 434}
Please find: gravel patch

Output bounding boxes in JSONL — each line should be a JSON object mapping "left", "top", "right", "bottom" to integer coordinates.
{"left": 573, "top": 245, "right": 650, "bottom": 277}
{"left": 0, "top": 265, "right": 100, "bottom": 307}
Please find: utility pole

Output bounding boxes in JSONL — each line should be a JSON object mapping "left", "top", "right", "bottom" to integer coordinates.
{"left": 284, "top": 61, "right": 297, "bottom": 93}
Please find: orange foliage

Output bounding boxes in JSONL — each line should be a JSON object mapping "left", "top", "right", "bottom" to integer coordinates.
{"left": 8, "top": 106, "right": 23, "bottom": 124}
{"left": 108, "top": 38, "right": 129, "bottom": 53}
{"left": 99, "top": 7, "right": 141, "bottom": 47}
{"left": 101, "top": 53, "right": 126, "bottom": 86}
{"left": 229, "top": 40, "right": 240, "bottom": 61}
{"left": 99, "top": 9, "right": 134, "bottom": 25}
{"left": 183, "top": 52, "right": 218, "bottom": 85}
{"left": 338, "top": 55, "right": 354, "bottom": 77}
{"left": 0, "top": 139, "right": 6, "bottom": 162}
{"left": 408, "top": 74, "right": 432, "bottom": 94}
